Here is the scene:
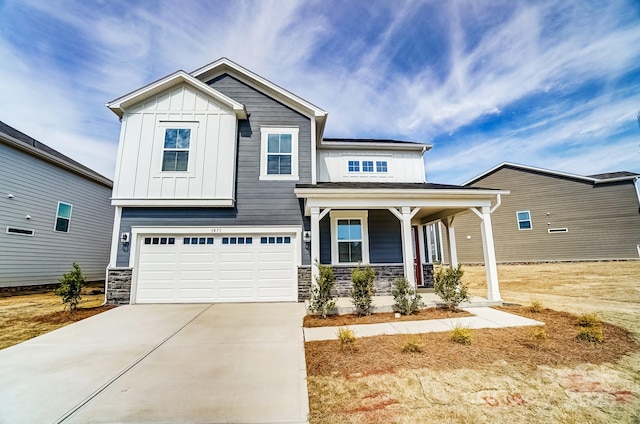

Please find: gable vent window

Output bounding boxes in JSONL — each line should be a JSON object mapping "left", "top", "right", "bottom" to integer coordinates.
{"left": 516, "top": 210, "right": 532, "bottom": 230}
{"left": 162, "top": 128, "right": 191, "bottom": 172}
{"left": 6, "top": 226, "right": 35, "bottom": 236}
{"left": 54, "top": 202, "right": 73, "bottom": 233}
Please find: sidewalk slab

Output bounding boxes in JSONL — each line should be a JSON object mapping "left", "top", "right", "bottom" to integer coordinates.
{"left": 303, "top": 307, "right": 544, "bottom": 341}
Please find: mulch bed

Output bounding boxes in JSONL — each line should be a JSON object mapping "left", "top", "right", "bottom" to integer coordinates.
{"left": 305, "top": 306, "right": 638, "bottom": 377}
{"left": 303, "top": 308, "right": 472, "bottom": 328}
{"left": 33, "top": 305, "right": 115, "bottom": 325}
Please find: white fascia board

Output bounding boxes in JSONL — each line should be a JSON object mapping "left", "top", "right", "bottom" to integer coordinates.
{"left": 593, "top": 175, "right": 639, "bottom": 184}
{"left": 302, "top": 197, "right": 494, "bottom": 215}
{"left": 294, "top": 187, "right": 509, "bottom": 199}
{"left": 106, "top": 71, "right": 247, "bottom": 119}
{"left": 191, "top": 58, "right": 327, "bottom": 119}
{"left": 111, "top": 198, "right": 235, "bottom": 207}
{"left": 319, "top": 141, "right": 432, "bottom": 152}
{"left": 1, "top": 136, "right": 113, "bottom": 188}
{"left": 131, "top": 225, "right": 301, "bottom": 235}
{"left": 465, "top": 162, "right": 597, "bottom": 186}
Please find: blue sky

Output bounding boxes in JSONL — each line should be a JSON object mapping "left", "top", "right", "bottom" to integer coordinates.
{"left": 1, "top": 0, "right": 639, "bottom": 183}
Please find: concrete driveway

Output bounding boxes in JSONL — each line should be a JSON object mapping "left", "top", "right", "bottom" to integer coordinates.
{"left": 0, "top": 303, "right": 309, "bottom": 424}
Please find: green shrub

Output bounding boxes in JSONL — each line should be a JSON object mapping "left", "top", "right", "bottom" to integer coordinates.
{"left": 577, "top": 326, "right": 604, "bottom": 343}
{"left": 401, "top": 335, "right": 423, "bottom": 353}
{"left": 350, "top": 265, "right": 376, "bottom": 316}
{"left": 529, "top": 301, "right": 543, "bottom": 313}
{"left": 308, "top": 262, "right": 336, "bottom": 318}
{"left": 434, "top": 265, "right": 471, "bottom": 310}
{"left": 391, "top": 278, "right": 424, "bottom": 316}
{"left": 337, "top": 327, "right": 357, "bottom": 350}
{"left": 577, "top": 312, "right": 601, "bottom": 328}
{"left": 55, "top": 262, "right": 85, "bottom": 312}
{"left": 450, "top": 324, "right": 473, "bottom": 345}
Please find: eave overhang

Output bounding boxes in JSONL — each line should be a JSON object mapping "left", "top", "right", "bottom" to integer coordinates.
{"left": 106, "top": 71, "right": 247, "bottom": 120}
{"left": 318, "top": 140, "right": 432, "bottom": 152}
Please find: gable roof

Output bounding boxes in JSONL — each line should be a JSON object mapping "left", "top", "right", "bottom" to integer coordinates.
{"left": 321, "top": 138, "right": 432, "bottom": 152}
{"left": 0, "top": 121, "right": 112, "bottom": 188}
{"left": 106, "top": 70, "right": 247, "bottom": 119}
{"left": 465, "top": 162, "right": 639, "bottom": 186}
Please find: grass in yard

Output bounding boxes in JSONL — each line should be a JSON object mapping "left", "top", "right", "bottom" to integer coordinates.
{"left": 304, "top": 308, "right": 471, "bottom": 328}
{"left": 306, "top": 261, "right": 640, "bottom": 424}
{"left": 0, "top": 282, "right": 114, "bottom": 350}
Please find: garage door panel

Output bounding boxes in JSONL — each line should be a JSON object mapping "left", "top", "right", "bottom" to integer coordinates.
{"left": 136, "top": 231, "right": 297, "bottom": 303}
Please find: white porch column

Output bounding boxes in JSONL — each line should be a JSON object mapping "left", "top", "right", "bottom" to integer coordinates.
{"left": 480, "top": 206, "right": 501, "bottom": 301}
{"left": 400, "top": 207, "right": 415, "bottom": 286}
{"left": 310, "top": 207, "right": 320, "bottom": 287}
{"left": 443, "top": 217, "right": 458, "bottom": 267}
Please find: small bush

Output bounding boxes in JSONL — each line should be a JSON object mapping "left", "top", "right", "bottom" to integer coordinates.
{"left": 529, "top": 301, "right": 543, "bottom": 313}
{"left": 308, "top": 262, "right": 336, "bottom": 318}
{"left": 577, "top": 326, "right": 604, "bottom": 343}
{"left": 55, "top": 263, "right": 85, "bottom": 312}
{"left": 529, "top": 326, "right": 549, "bottom": 350}
{"left": 578, "top": 312, "right": 601, "bottom": 328}
{"left": 450, "top": 324, "right": 472, "bottom": 345}
{"left": 434, "top": 265, "right": 471, "bottom": 310}
{"left": 337, "top": 327, "right": 357, "bottom": 350}
{"left": 401, "top": 335, "right": 423, "bottom": 353}
{"left": 350, "top": 265, "right": 376, "bottom": 316}
{"left": 392, "top": 278, "right": 424, "bottom": 316}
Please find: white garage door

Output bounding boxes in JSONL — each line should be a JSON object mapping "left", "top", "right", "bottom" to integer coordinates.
{"left": 135, "top": 233, "right": 297, "bottom": 303}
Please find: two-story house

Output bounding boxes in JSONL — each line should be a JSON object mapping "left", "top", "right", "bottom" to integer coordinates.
{"left": 105, "top": 58, "right": 507, "bottom": 305}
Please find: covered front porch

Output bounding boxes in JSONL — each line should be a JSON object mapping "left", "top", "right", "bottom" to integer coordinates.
{"left": 294, "top": 182, "right": 509, "bottom": 303}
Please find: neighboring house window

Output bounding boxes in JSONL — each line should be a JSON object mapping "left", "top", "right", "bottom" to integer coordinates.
{"left": 376, "top": 161, "right": 388, "bottom": 172}
{"left": 260, "top": 127, "right": 299, "bottom": 180}
{"left": 362, "top": 161, "right": 374, "bottom": 172}
{"left": 162, "top": 128, "right": 191, "bottom": 172}
{"left": 55, "top": 202, "right": 72, "bottom": 232}
{"left": 330, "top": 211, "right": 370, "bottom": 264}
{"left": 516, "top": 210, "right": 532, "bottom": 230}
{"left": 348, "top": 160, "right": 360, "bottom": 172}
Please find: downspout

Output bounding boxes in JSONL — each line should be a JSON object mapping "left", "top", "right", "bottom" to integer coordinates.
{"left": 490, "top": 194, "right": 502, "bottom": 213}
{"left": 634, "top": 177, "right": 640, "bottom": 211}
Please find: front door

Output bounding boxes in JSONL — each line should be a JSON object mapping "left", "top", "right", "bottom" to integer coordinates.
{"left": 412, "top": 226, "right": 423, "bottom": 286}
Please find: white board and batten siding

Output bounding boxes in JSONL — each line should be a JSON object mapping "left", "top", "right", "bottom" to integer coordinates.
{"left": 317, "top": 149, "right": 425, "bottom": 183}
{"left": 0, "top": 143, "right": 113, "bottom": 287}
{"left": 112, "top": 84, "right": 238, "bottom": 206}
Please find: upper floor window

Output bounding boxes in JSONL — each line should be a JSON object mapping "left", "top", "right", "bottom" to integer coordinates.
{"left": 516, "top": 210, "right": 532, "bottom": 230}
{"left": 344, "top": 158, "right": 389, "bottom": 174}
{"left": 376, "top": 161, "right": 388, "bottom": 172}
{"left": 162, "top": 128, "right": 191, "bottom": 172}
{"left": 55, "top": 202, "right": 73, "bottom": 233}
{"left": 348, "top": 160, "right": 360, "bottom": 172}
{"left": 260, "top": 127, "right": 299, "bottom": 180}
{"left": 362, "top": 161, "right": 374, "bottom": 172}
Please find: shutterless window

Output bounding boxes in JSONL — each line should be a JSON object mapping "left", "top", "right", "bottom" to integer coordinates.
{"left": 162, "top": 128, "right": 191, "bottom": 171}
{"left": 348, "top": 160, "right": 360, "bottom": 172}
{"left": 54, "top": 202, "right": 72, "bottom": 232}
{"left": 267, "top": 133, "right": 292, "bottom": 175}
{"left": 337, "top": 219, "right": 363, "bottom": 263}
{"left": 376, "top": 161, "right": 388, "bottom": 172}
{"left": 362, "top": 161, "right": 374, "bottom": 172}
{"left": 516, "top": 211, "right": 532, "bottom": 230}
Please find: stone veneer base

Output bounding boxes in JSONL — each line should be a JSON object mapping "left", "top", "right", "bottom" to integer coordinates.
{"left": 106, "top": 267, "right": 132, "bottom": 305}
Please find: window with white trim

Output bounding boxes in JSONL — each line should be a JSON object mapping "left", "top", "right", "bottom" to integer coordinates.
{"left": 516, "top": 210, "right": 532, "bottom": 230}
{"left": 54, "top": 202, "right": 72, "bottom": 232}
{"left": 362, "top": 161, "right": 374, "bottom": 172}
{"left": 344, "top": 158, "right": 390, "bottom": 174}
{"left": 162, "top": 128, "right": 191, "bottom": 172}
{"left": 348, "top": 160, "right": 360, "bottom": 172}
{"left": 376, "top": 161, "right": 388, "bottom": 172}
{"left": 330, "top": 211, "right": 369, "bottom": 264}
{"left": 260, "top": 127, "right": 299, "bottom": 180}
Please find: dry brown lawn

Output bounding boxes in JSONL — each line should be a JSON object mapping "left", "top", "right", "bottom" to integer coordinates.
{"left": 0, "top": 283, "right": 114, "bottom": 350}
{"left": 305, "top": 261, "right": 640, "bottom": 424}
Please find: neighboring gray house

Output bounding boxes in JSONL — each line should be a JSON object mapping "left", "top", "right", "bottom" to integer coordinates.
{"left": 105, "top": 58, "right": 508, "bottom": 305}
{"left": 438, "top": 162, "right": 640, "bottom": 264}
{"left": 0, "top": 121, "right": 114, "bottom": 289}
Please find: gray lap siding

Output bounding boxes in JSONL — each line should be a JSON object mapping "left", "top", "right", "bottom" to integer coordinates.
{"left": 115, "top": 73, "right": 312, "bottom": 268}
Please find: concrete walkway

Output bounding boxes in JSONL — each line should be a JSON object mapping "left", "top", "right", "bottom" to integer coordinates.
{"left": 304, "top": 306, "right": 544, "bottom": 341}
{"left": 0, "top": 303, "right": 309, "bottom": 424}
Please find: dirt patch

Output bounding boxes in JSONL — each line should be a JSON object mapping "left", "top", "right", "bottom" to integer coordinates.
{"left": 303, "top": 308, "right": 472, "bottom": 328}
{"left": 305, "top": 306, "right": 638, "bottom": 378}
